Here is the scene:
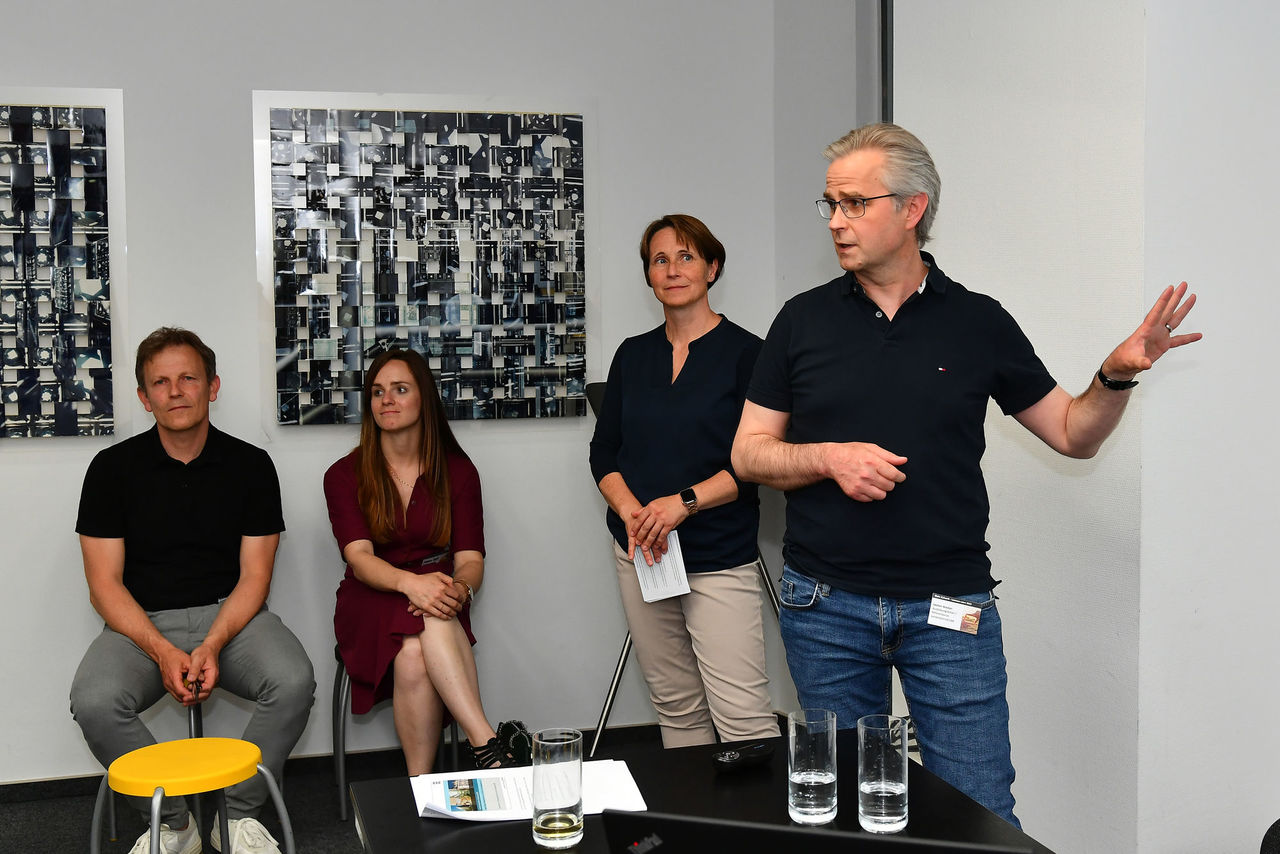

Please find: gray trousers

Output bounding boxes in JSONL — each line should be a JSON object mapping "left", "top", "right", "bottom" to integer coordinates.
{"left": 70, "top": 604, "right": 315, "bottom": 825}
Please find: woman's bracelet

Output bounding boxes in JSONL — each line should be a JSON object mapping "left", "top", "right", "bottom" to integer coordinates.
{"left": 456, "top": 579, "right": 475, "bottom": 603}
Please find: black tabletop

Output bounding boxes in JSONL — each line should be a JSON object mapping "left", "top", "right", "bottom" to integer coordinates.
{"left": 350, "top": 732, "right": 1054, "bottom": 853}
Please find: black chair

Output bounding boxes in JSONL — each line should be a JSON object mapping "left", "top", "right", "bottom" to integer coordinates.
{"left": 332, "top": 645, "right": 460, "bottom": 820}
{"left": 583, "top": 381, "right": 783, "bottom": 758}
{"left": 1261, "top": 817, "right": 1280, "bottom": 853}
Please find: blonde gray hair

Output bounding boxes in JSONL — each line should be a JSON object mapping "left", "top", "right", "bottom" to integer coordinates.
{"left": 824, "top": 123, "right": 940, "bottom": 247}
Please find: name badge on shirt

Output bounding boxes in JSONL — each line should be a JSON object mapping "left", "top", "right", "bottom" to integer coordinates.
{"left": 927, "top": 594, "right": 981, "bottom": 635}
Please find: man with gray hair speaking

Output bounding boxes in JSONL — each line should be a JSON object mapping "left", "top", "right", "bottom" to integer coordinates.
{"left": 731, "top": 123, "right": 1199, "bottom": 825}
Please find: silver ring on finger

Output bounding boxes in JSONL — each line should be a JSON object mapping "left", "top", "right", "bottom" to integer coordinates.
{"left": 1165, "top": 323, "right": 1174, "bottom": 334}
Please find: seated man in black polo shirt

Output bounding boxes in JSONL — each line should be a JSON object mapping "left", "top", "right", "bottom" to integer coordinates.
{"left": 70, "top": 327, "right": 314, "bottom": 854}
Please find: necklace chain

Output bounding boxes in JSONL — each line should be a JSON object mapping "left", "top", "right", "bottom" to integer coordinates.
{"left": 387, "top": 462, "right": 418, "bottom": 490}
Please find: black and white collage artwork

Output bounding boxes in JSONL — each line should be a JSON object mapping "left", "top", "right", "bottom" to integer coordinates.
{"left": 270, "top": 108, "right": 586, "bottom": 424}
{"left": 0, "top": 104, "right": 113, "bottom": 438}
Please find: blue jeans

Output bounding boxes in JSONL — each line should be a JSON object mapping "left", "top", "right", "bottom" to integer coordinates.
{"left": 778, "top": 565, "right": 1019, "bottom": 827}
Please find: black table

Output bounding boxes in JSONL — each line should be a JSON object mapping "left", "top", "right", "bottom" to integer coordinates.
{"left": 350, "top": 732, "right": 1054, "bottom": 853}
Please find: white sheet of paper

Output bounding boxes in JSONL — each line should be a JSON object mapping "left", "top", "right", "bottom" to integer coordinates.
{"left": 410, "top": 759, "right": 648, "bottom": 821}
{"left": 632, "top": 529, "right": 691, "bottom": 603}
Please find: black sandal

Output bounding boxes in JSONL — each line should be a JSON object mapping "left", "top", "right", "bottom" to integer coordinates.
{"left": 496, "top": 719, "right": 533, "bottom": 765}
{"left": 469, "top": 736, "right": 519, "bottom": 769}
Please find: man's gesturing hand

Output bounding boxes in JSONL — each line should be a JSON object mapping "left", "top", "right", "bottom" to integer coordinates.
{"left": 824, "top": 442, "right": 908, "bottom": 502}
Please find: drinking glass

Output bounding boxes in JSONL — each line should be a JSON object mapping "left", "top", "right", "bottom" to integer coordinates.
{"left": 531, "top": 727, "right": 584, "bottom": 849}
{"left": 857, "top": 714, "right": 909, "bottom": 833}
{"left": 787, "top": 709, "right": 838, "bottom": 824}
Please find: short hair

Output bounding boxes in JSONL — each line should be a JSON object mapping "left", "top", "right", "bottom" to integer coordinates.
{"left": 638, "top": 214, "right": 726, "bottom": 287}
{"left": 824, "top": 123, "right": 941, "bottom": 247}
{"left": 134, "top": 327, "right": 217, "bottom": 389}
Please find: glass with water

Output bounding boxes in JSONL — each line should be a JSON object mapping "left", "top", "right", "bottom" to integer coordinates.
{"left": 857, "top": 714, "right": 909, "bottom": 833}
{"left": 531, "top": 728, "right": 584, "bottom": 849}
{"left": 787, "top": 708, "right": 838, "bottom": 824}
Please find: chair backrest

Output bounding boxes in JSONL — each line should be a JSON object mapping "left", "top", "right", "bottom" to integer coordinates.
{"left": 1262, "top": 817, "right": 1280, "bottom": 853}
{"left": 586, "top": 382, "right": 606, "bottom": 417}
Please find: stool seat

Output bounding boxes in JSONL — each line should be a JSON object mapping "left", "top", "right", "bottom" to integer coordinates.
{"left": 108, "top": 737, "right": 262, "bottom": 798}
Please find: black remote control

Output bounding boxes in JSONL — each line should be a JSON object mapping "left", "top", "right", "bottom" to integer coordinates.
{"left": 712, "top": 741, "right": 775, "bottom": 772}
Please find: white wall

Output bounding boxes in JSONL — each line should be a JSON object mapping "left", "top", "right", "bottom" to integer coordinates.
{"left": 898, "top": 1, "right": 1279, "bottom": 852}
{"left": 894, "top": 2, "right": 1146, "bottom": 851}
{"left": 0, "top": 1, "right": 873, "bottom": 783}
{"left": 1140, "top": 3, "right": 1280, "bottom": 851}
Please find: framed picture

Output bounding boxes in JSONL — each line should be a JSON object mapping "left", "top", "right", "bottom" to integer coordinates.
{"left": 254, "top": 94, "right": 586, "bottom": 424}
{"left": 1, "top": 90, "right": 124, "bottom": 438}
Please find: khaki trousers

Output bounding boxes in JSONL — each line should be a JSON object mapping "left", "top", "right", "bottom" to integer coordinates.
{"left": 613, "top": 542, "right": 780, "bottom": 747}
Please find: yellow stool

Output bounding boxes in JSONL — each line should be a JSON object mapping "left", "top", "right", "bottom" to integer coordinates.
{"left": 89, "top": 737, "right": 295, "bottom": 854}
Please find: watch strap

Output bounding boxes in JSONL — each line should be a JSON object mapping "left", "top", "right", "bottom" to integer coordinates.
{"left": 680, "top": 487, "right": 699, "bottom": 515}
{"left": 1096, "top": 367, "right": 1139, "bottom": 390}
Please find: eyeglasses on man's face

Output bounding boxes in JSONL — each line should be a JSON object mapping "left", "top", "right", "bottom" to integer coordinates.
{"left": 814, "top": 193, "right": 898, "bottom": 220}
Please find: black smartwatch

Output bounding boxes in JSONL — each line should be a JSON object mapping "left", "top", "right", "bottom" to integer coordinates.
{"left": 1096, "top": 367, "right": 1139, "bottom": 391}
{"left": 680, "top": 487, "right": 699, "bottom": 516}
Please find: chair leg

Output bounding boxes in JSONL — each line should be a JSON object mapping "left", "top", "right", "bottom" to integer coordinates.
{"left": 108, "top": 786, "right": 118, "bottom": 842}
{"left": 435, "top": 720, "right": 462, "bottom": 771}
{"left": 757, "top": 550, "right": 782, "bottom": 620}
{"left": 89, "top": 775, "right": 109, "bottom": 854}
{"left": 257, "top": 763, "right": 296, "bottom": 854}
{"left": 334, "top": 661, "right": 352, "bottom": 821}
{"left": 216, "top": 790, "right": 231, "bottom": 854}
{"left": 589, "top": 632, "right": 633, "bottom": 758}
{"left": 149, "top": 788, "right": 165, "bottom": 854}
{"left": 188, "top": 704, "right": 204, "bottom": 834}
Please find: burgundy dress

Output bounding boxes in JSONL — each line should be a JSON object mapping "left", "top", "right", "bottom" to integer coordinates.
{"left": 323, "top": 451, "right": 485, "bottom": 715}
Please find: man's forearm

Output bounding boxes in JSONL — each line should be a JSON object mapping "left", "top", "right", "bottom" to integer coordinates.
{"left": 732, "top": 433, "right": 830, "bottom": 491}
{"left": 1062, "top": 375, "right": 1133, "bottom": 459}
{"left": 89, "top": 583, "right": 177, "bottom": 664}
{"left": 201, "top": 574, "right": 270, "bottom": 653}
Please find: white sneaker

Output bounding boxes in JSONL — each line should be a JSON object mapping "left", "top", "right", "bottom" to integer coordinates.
{"left": 127, "top": 811, "right": 201, "bottom": 854}
{"left": 209, "top": 816, "right": 282, "bottom": 854}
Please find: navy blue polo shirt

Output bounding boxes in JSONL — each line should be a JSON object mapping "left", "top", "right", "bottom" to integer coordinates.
{"left": 589, "top": 317, "right": 762, "bottom": 573}
{"left": 76, "top": 424, "right": 285, "bottom": 611}
{"left": 747, "top": 253, "right": 1056, "bottom": 597}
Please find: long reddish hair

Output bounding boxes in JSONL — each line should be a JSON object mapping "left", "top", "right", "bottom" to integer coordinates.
{"left": 355, "top": 349, "right": 465, "bottom": 545}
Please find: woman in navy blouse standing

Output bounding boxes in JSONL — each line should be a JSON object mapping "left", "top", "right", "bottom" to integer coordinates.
{"left": 589, "top": 214, "right": 779, "bottom": 747}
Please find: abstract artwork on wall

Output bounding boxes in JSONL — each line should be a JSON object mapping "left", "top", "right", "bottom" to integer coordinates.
{"left": 268, "top": 107, "right": 586, "bottom": 423}
{"left": 0, "top": 103, "right": 112, "bottom": 438}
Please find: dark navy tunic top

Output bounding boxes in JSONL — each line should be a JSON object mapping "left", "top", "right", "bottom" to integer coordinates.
{"left": 590, "top": 317, "right": 762, "bottom": 573}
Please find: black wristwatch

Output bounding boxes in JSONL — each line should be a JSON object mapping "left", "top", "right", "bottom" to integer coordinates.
{"left": 1096, "top": 367, "right": 1139, "bottom": 391}
{"left": 680, "top": 487, "right": 699, "bottom": 516}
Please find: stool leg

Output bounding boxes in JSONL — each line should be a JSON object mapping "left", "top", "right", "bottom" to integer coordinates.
{"left": 149, "top": 788, "right": 166, "bottom": 854}
{"left": 108, "top": 788, "right": 118, "bottom": 842}
{"left": 89, "top": 775, "right": 108, "bottom": 854}
{"left": 334, "top": 663, "right": 351, "bottom": 820}
{"left": 257, "top": 762, "right": 296, "bottom": 854}
{"left": 216, "top": 790, "right": 230, "bottom": 854}
{"left": 188, "top": 704, "right": 204, "bottom": 835}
